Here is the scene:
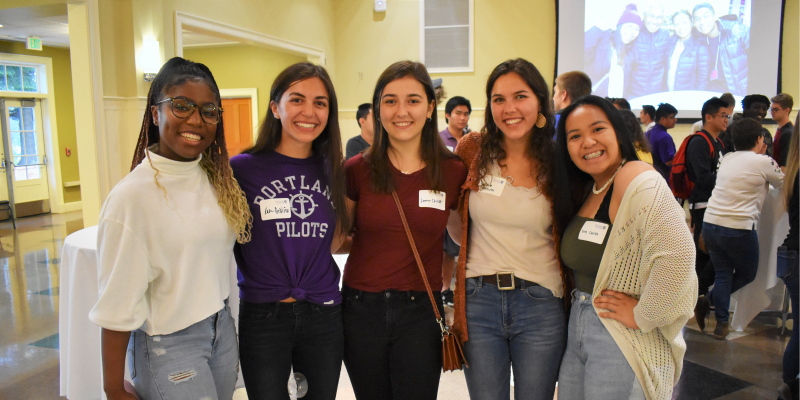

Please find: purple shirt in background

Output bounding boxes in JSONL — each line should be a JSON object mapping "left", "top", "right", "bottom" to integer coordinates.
{"left": 647, "top": 123, "right": 676, "bottom": 182}
{"left": 230, "top": 151, "right": 341, "bottom": 305}
{"left": 439, "top": 128, "right": 459, "bottom": 152}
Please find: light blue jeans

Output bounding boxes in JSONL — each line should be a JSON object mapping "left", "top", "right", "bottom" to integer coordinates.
{"left": 462, "top": 277, "right": 566, "bottom": 400}
{"left": 558, "top": 290, "right": 645, "bottom": 400}
{"left": 128, "top": 300, "right": 239, "bottom": 400}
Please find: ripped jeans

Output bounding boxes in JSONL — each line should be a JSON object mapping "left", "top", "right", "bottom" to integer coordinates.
{"left": 128, "top": 300, "right": 239, "bottom": 400}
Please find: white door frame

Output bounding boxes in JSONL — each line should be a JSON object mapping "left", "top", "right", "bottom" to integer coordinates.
{"left": 0, "top": 53, "right": 68, "bottom": 213}
{"left": 219, "top": 88, "right": 259, "bottom": 143}
{"left": 174, "top": 12, "right": 326, "bottom": 65}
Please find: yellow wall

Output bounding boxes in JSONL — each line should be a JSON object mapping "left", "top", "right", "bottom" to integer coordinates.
{"left": 781, "top": 0, "right": 799, "bottom": 102}
{"left": 183, "top": 45, "right": 306, "bottom": 122}
{"left": 332, "top": 0, "right": 557, "bottom": 142}
{"left": 98, "top": 0, "right": 137, "bottom": 98}
{"left": 0, "top": 41, "right": 81, "bottom": 203}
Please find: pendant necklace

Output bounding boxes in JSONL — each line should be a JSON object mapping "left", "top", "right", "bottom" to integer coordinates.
{"left": 592, "top": 160, "right": 626, "bottom": 195}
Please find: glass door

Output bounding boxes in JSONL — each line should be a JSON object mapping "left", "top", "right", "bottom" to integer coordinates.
{"left": 0, "top": 99, "right": 50, "bottom": 215}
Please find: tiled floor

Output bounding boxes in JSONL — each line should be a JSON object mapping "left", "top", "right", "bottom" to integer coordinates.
{"left": 0, "top": 211, "right": 794, "bottom": 399}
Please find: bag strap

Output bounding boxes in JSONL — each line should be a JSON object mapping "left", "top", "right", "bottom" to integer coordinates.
{"left": 391, "top": 190, "right": 447, "bottom": 334}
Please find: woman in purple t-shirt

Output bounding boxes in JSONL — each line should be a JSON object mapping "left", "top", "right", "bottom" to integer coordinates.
{"left": 230, "top": 63, "right": 349, "bottom": 400}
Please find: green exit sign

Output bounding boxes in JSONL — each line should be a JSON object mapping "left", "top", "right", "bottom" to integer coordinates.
{"left": 26, "top": 37, "right": 42, "bottom": 51}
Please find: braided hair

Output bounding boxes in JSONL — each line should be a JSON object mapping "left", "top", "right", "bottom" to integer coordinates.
{"left": 131, "top": 57, "right": 252, "bottom": 243}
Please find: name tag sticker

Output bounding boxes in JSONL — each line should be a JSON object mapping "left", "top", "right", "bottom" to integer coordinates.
{"left": 478, "top": 176, "right": 506, "bottom": 196}
{"left": 578, "top": 221, "right": 610, "bottom": 245}
{"left": 446, "top": 145, "right": 454, "bottom": 152}
{"left": 260, "top": 198, "right": 291, "bottom": 221}
{"left": 419, "top": 190, "right": 446, "bottom": 210}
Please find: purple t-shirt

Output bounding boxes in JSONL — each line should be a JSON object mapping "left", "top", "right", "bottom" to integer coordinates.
{"left": 439, "top": 128, "right": 459, "bottom": 152}
{"left": 230, "top": 151, "right": 341, "bottom": 305}
{"left": 647, "top": 123, "right": 676, "bottom": 182}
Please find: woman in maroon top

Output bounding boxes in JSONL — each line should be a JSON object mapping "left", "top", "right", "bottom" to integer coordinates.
{"left": 342, "top": 60, "right": 467, "bottom": 400}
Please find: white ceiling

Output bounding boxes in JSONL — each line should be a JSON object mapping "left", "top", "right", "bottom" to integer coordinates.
{"left": 0, "top": 4, "right": 69, "bottom": 47}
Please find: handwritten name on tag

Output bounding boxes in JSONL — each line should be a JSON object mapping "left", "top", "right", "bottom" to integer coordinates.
{"left": 260, "top": 198, "right": 291, "bottom": 221}
{"left": 478, "top": 176, "right": 506, "bottom": 196}
{"left": 578, "top": 221, "right": 609, "bottom": 245}
{"left": 419, "top": 190, "right": 446, "bottom": 210}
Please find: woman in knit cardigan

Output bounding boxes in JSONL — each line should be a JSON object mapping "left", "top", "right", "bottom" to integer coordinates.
{"left": 552, "top": 95, "right": 697, "bottom": 400}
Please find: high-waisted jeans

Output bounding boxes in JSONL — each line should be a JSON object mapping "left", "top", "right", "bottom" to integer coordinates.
{"left": 128, "top": 300, "right": 239, "bottom": 400}
{"left": 558, "top": 290, "right": 646, "bottom": 400}
{"left": 462, "top": 276, "right": 566, "bottom": 400}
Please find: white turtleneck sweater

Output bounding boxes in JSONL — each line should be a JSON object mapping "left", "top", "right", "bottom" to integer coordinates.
{"left": 89, "top": 151, "right": 236, "bottom": 335}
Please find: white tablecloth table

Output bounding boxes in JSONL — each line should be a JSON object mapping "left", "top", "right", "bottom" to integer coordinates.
{"left": 730, "top": 187, "right": 790, "bottom": 331}
{"left": 58, "top": 226, "right": 244, "bottom": 399}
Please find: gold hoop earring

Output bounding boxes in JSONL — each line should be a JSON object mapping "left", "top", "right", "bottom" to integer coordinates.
{"left": 535, "top": 113, "right": 546, "bottom": 128}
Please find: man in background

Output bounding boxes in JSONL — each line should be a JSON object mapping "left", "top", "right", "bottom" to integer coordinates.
{"left": 741, "top": 94, "right": 773, "bottom": 157}
{"left": 553, "top": 71, "right": 592, "bottom": 129}
{"left": 771, "top": 93, "right": 794, "bottom": 166}
{"left": 610, "top": 98, "right": 631, "bottom": 110}
{"left": 440, "top": 96, "right": 471, "bottom": 152}
{"left": 629, "top": 1, "right": 671, "bottom": 98}
{"left": 693, "top": 92, "right": 734, "bottom": 136}
{"left": 640, "top": 105, "right": 656, "bottom": 132}
{"left": 648, "top": 103, "right": 678, "bottom": 182}
{"left": 345, "top": 103, "right": 374, "bottom": 160}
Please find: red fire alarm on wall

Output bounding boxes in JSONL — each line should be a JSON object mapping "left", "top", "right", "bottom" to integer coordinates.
{"left": 65, "top": 148, "right": 71, "bottom": 156}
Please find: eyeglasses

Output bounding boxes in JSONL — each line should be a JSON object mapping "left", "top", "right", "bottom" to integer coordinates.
{"left": 770, "top": 108, "right": 783, "bottom": 113}
{"left": 713, "top": 113, "right": 730, "bottom": 119}
{"left": 156, "top": 97, "right": 223, "bottom": 124}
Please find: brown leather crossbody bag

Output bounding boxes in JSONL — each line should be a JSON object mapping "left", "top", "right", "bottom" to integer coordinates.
{"left": 391, "top": 191, "right": 468, "bottom": 372}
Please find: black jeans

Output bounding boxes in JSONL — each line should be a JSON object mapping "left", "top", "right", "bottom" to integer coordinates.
{"left": 691, "top": 207, "right": 715, "bottom": 295}
{"left": 238, "top": 300, "right": 343, "bottom": 400}
{"left": 342, "top": 286, "right": 444, "bottom": 400}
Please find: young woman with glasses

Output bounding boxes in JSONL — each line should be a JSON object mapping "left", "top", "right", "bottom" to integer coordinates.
{"left": 90, "top": 57, "right": 252, "bottom": 400}
{"left": 230, "top": 62, "right": 349, "bottom": 400}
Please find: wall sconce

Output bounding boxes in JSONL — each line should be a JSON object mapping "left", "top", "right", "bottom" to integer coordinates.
{"left": 142, "top": 37, "right": 161, "bottom": 82}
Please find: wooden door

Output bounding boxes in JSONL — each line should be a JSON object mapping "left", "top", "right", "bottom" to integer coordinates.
{"left": 221, "top": 97, "right": 253, "bottom": 156}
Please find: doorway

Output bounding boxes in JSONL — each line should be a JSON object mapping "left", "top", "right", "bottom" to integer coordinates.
{"left": 0, "top": 98, "right": 51, "bottom": 217}
{"left": 221, "top": 96, "right": 253, "bottom": 156}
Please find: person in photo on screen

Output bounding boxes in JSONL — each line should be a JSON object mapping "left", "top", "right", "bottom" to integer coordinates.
{"left": 553, "top": 95, "right": 696, "bottom": 400}
{"left": 89, "top": 57, "right": 251, "bottom": 400}
{"left": 585, "top": 3, "right": 641, "bottom": 98}
{"left": 770, "top": 93, "right": 794, "bottom": 167}
{"left": 646, "top": 103, "right": 677, "bottom": 182}
{"left": 692, "top": 3, "right": 749, "bottom": 95}
{"left": 553, "top": 71, "right": 593, "bottom": 131}
{"left": 667, "top": 10, "right": 710, "bottom": 92}
{"left": 696, "top": 118, "right": 783, "bottom": 340}
{"left": 640, "top": 105, "right": 656, "bottom": 133}
{"left": 620, "top": 109, "right": 653, "bottom": 165}
{"left": 346, "top": 103, "right": 374, "bottom": 160}
{"left": 231, "top": 62, "right": 350, "bottom": 400}
{"left": 629, "top": 1, "right": 671, "bottom": 98}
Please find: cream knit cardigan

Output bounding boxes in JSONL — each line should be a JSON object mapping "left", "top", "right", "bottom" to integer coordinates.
{"left": 593, "top": 170, "right": 697, "bottom": 400}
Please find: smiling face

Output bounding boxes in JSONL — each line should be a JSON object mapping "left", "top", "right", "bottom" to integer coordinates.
{"left": 620, "top": 22, "right": 641, "bottom": 44}
{"left": 270, "top": 77, "right": 330, "bottom": 153}
{"left": 744, "top": 102, "right": 769, "bottom": 122}
{"left": 693, "top": 7, "right": 716, "bottom": 36}
{"left": 565, "top": 105, "right": 623, "bottom": 179}
{"left": 673, "top": 13, "right": 693, "bottom": 39}
{"left": 644, "top": 8, "right": 664, "bottom": 33}
{"left": 151, "top": 80, "right": 218, "bottom": 162}
{"left": 490, "top": 72, "right": 541, "bottom": 143}
{"left": 447, "top": 105, "right": 470, "bottom": 132}
{"left": 379, "top": 75, "right": 434, "bottom": 145}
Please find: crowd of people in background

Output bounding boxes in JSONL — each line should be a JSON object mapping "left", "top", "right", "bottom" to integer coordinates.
{"left": 586, "top": 1, "right": 750, "bottom": 99}
{"left": 87, "top": 25, "right": 794, "bottom": 398}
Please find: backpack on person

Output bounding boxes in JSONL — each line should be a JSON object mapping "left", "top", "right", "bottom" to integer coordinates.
{"left": 669, "top": 130, "right": 724, "bottom": 200}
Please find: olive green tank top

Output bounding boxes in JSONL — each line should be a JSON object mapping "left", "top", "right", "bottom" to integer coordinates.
{"left": 560, "top": 184, "right": 614, "bottom": 293}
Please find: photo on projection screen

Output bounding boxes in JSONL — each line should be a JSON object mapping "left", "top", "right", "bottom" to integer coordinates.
{"left": 583, "top": 0, "right": 750, "bottom": 108}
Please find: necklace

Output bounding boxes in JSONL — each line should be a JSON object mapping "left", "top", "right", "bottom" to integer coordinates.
{"left": 592, "top": 160, "right": 625, "bottom": 195}
{"left": 500, "top": 161, "right": 530, "bottom": 185}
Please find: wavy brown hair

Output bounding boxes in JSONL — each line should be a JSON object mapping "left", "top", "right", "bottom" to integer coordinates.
{"left": 131, "top": 57, "right": 252, "bottom": 243}
{"left": 364, "top": 60, "right": 458, "bottom": 194}
{"left": 785, "top": 113, "right": 799, "bottom": 210}
{"left": 243, "top": 62, "right": 348, "bottom": 235}
{"left": 477, "top": 58, "right": 556, "bottom": 200}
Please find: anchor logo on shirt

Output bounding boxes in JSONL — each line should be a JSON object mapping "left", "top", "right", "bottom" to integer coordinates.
{"left": 290, "top": 191, "right": 317, "bottom": 220}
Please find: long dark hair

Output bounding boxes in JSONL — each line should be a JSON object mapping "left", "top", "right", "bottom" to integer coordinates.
{"left": 243, "top": 62, "right": 348, "bottom": 235}
{"left": 619, "top": 109, "right": 651, "bottom": 153}
{"left": 552, "top": 95, "right": 640, "bottom": 240}
{"left": 364, "top": 60, "right": 458, "bottom": 193}
{"left": 132, "top": 56, "right": 251, "bottom": 243}
{"left": 477, "top": 58, "right": 555, "bottom": 200}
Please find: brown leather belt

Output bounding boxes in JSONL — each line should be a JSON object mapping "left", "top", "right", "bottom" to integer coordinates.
{"left": 478, "top": 272, "right": 540, "bottom": 290}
